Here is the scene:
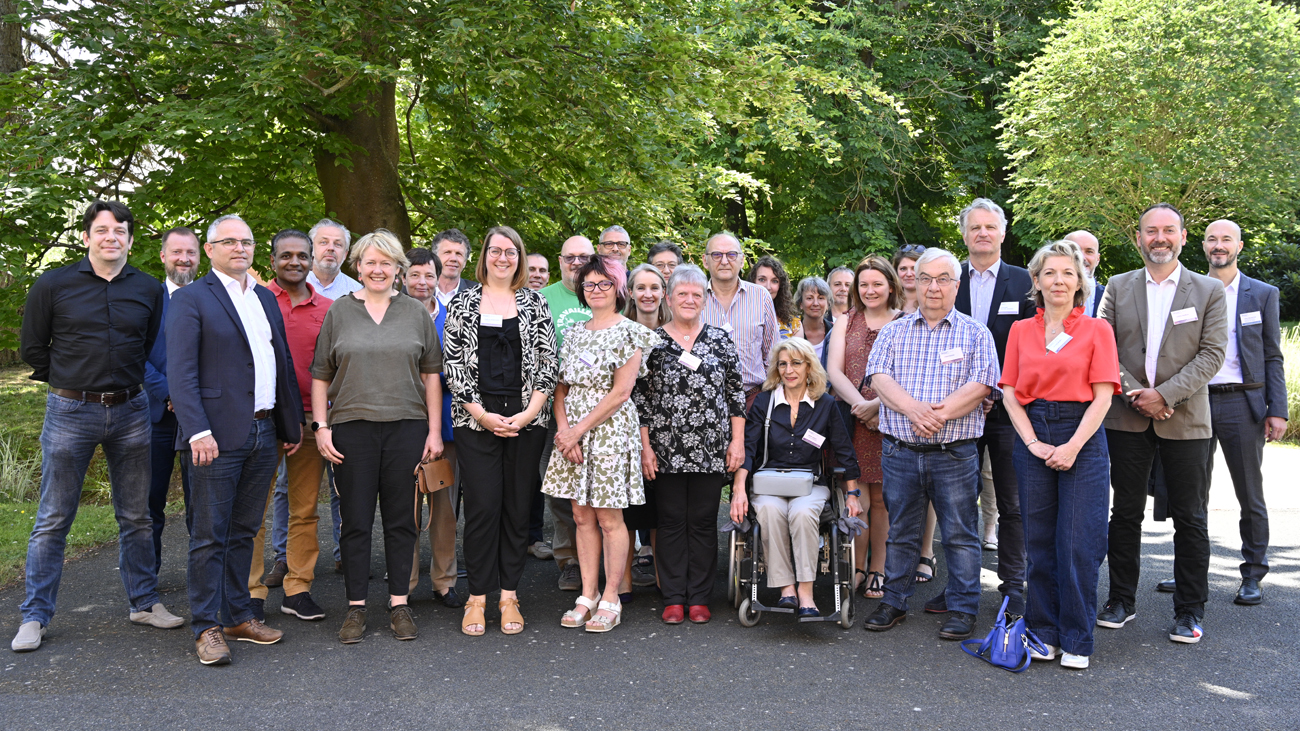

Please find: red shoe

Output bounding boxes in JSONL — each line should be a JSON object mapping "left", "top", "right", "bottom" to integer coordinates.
{"left": 662, "top": 605, "right": 685, "bottom": 624}
{"left": 688, "top": 605, "right": 711, "bottom": 624}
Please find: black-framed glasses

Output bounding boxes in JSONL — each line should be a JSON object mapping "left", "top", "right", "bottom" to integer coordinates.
{"left": 598, "top": 240, "right": 631, "bottom": 251}
{"left": 561, "top": 254, "right": 591, "bottom": 265}
{"left": 581, "top": 280, "right": 616, "bottom": 292}
{"left": 210, "top": 238, "right": 255, "bottom": 249}
{"left": 896, "top": 244, "right": 926, "bottom": 255}
{"left": 707, "top": 251, "right": 741, "bottom": 262}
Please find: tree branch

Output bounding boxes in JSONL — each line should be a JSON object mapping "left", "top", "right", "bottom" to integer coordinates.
{"left": 21, "top": 30, "right": 68, "bottom": 68}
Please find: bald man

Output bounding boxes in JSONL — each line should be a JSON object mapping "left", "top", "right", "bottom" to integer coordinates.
{"left": 1064, "top": 230, "right": 1104, "bottom": 316}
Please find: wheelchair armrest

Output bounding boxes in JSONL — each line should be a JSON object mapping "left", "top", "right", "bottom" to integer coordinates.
{"left": 832, "top": 467, "right": 846, "bottom": 477}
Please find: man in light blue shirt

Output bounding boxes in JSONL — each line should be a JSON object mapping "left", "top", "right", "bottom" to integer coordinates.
{"left": 305, "top": 218, "right": 361, "bottom": 300}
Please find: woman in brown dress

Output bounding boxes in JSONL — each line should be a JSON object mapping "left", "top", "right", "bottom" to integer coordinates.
{"left": 827, "top": 256, "right": 901, "bottom": 598}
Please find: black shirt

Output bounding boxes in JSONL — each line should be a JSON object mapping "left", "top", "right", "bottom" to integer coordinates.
{"left": 742, "top": 389, "right": 861, "bottom": 483}
{"left": 478, "top": 316, "right": 523, "bottom": 396}
{"left": 20, "top": 258, "right": 164, "bottom": 392}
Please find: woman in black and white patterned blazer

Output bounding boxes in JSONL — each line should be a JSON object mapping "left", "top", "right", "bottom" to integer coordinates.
{"left": 442, "top": 225, "right": 559, "bottom": 637}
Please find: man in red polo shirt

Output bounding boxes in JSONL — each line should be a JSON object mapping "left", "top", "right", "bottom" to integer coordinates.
{"left": 248, "top": 229, "right": 331, "bottom": 622}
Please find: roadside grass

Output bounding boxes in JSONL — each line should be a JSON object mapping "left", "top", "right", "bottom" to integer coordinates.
{"left": 0, "top": 503, "right": 123, "bottom": 586}
{"left": 1283, "top": 325, "right": 1300, "bottom": 442}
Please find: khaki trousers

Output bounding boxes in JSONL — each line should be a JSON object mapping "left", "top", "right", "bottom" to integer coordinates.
{"left": 250, "top": 421, "right": 323, "bottom": 599}
{"left": 754, "top": 485, "right": 830, "bottom": 587}
{"left": 410, "top": 441, "right": 460, "bottom": 593}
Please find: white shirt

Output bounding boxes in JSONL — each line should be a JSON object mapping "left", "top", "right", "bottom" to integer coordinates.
{"left": 307, "top": 269, "right": 361, "bottom": 301}
{"left": 968, "top": 259, "right": 1001, "bottom": 326}
{"left": 190, "top": 269, "right": 277, "bottom": 443}
{"left": 773, "top": 385, "right": 816, "bottom": 409}
{"left": 435, "top": 278, "right": 462, "bottom": 308}
{"left": 165, "top": 278, "right": 181, "bottom": 297}
{"left": 1144, "top": 264, "right": 1182, "bottom": 389}
{"left": 1083, "top": 276, "right": 1098, "bottom": 317}
{"left": 1209, "top": 273, "right": 1242, "bottom": 385}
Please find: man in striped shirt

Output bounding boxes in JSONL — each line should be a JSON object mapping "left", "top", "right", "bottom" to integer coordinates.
{"left": 701, "top": 232, "right": 779, "bottom": 411}
{"left": 861, "top": 247, "right": 1000, "bottom": 642}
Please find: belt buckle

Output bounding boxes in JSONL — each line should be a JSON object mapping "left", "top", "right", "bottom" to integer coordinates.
{"left": 96, "top": 391, "right": 111, "bottom": 406}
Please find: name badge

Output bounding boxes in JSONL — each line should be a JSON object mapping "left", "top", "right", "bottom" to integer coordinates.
{"left": 578, "top": 352, "right": 597, "bottom": 368}
{"left": 998, "top": 301, "right": 1020, "bottom": 316}
{"left": 722, "top": 322, "right": 734, "bottom": 333}
{"left": 678, "top": 351, "right": 702, "bottom": 371}
{"left": 480, "top": 313, "right": 503, "bottom": 328}
{"left": 1046, "top": 332, "right": 1073, "bottom": 353}
{"left": 1171, "top": 307, "right": 1198, "bottom": 325}
{"left": 802, "top": 429, "right": 826, "bottom": 448}
{"left": 1240, "top": 311, "right": 1262, "bottom": 326}
{"left": 939, "top": 347, "right": 964, "bottom": 364}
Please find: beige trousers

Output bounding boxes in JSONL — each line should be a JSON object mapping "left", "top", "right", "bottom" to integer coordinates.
{"left": 753, "top": 485, "right": 830, "bottom": 587}
{"left": 410, "top": 441, "right": 460, "bottom": 593}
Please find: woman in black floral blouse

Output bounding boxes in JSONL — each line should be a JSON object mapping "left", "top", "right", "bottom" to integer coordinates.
{"left": 633, "top": 264, "right": 746, "bottom": 625}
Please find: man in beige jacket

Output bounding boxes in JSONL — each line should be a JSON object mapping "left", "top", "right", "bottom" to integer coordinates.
{"left": 1096, "top": 203, "right": 1227, "bottom": 645}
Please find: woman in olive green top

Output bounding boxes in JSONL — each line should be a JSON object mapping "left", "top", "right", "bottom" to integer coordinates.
{"left": 311, "top": 230, "right": 444, "bottom": 645}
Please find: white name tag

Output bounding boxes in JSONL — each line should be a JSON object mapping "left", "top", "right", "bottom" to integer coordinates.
{"left": 802, "top": 429, "right": 826, "bottom": 448}
{"left": 678, "top": 351, "right": 702, "bottom": 371}
{"left": 480, "top": 313, "right": 503, "bottom": 328}
{"left": 1171, "top": 307, "right": 1198, "bottom": 325}
{"left": 722, "top": 322, "right": 734, "bottom": 333}
{"left": 578, "top": 352, "right": 597, "bottom": 368}
{"left": 1240, "top": 311, "right": 1262, "bottom": 326}
{"left": 1046, "top": 332, "right": 1073, "bottom": 353}
{"left": 998, "top": 301, "right": 1020, "bottom": 316}
{"left": 939, "top": 347, "right": 964, "bottom": 364}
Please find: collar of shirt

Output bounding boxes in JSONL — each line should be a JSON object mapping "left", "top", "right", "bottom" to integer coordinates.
{"left": 165, "top": 278, "right": 181, "bottom": 296}
{"left": 706, "top": 278, "right": 756, "bottom": 299}
{"left": 904, "top": 307, "right": 959, "bottom": 330}
{"left": 267, "top": 279, "right": 328, "bottom": 309}
{"left": 76, "top": 256, "right": 136, "bottom": 281}
{"left": 1143, "top": 262, "right": 1183, "bottom": 288}
{"left": 969, "top": 258, "right": 1001, "bottom": 281}
{"left": 1224, "top": 271, "right": 1240, "bottom": 297}
{"left": 773, "top": 387, "right": 815, "bottom": 408}
{"left": 212, "top": 267, "right": 255, "bottom": 294}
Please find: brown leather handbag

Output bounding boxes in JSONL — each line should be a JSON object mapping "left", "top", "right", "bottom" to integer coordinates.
{"left": 416, "top": 458, "right": 455, "bottom": 494}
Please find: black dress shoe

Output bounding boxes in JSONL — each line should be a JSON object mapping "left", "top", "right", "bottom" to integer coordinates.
{"left": 1156, "top": 579, "right": 1176, "bottom": 593}
{"left": 1096, "top": 600, "right": 1136, "bottom": 629}
{"left": 923, "top": 592, "right": 949, "bottom": 614}
{"left": 437, "top": 587, "right": 467, "bottom": 608}
{"left": 775, "top": 595, "right": 798, "bottom": 610}
{"left": 1234, "top": 578, "right": 1262, "bottom": 606}
{"left": 938, "top": 611, "right": 976, "bottom": 640}
{"left": 864, "top": 604, "right": 907, "bottom": 632}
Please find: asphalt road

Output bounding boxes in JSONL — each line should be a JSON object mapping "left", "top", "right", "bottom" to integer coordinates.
{"left": 2, "top": 445, "right": 1298, "bottom": 730}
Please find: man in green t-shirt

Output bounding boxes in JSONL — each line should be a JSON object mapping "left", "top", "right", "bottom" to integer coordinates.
{"left": 537, "top": 235, "right": 594, "bottom": 590}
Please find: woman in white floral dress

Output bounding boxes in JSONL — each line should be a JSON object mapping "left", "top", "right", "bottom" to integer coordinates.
{"left": 543, "top": 256, "right": 658, "bottom": 633}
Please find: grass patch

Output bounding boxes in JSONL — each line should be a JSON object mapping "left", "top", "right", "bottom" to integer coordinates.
{"left": 0, "top": 503, "right": 123, "bottom": 587}
{"left": 0, "top": 365, "right": 113, "bottom": 501}
{"left": 1283, "top": 325, "right": 1300, "bottom": 442}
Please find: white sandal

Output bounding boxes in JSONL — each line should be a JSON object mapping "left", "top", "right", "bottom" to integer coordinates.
{"left": 561, "top": 595, "right": 599, "bottom": 628}
{"left": 584, "top": 600, "right": 622, "bottom": 633}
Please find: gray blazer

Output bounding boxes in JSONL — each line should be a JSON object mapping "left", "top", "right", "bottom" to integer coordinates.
{"left": 1233, "top": 274, "right": 1288, "bottom": 423}
{"left": 1098, "top": 265, "right": 1228, "bottom": 440}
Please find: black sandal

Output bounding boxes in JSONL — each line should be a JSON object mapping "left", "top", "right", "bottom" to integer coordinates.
{"left": 853, "top": 568, "right": 867, "bottom": 593}
{"left": 862, "top": 571, "right": 885, "bottom": 599}
{"left": 915, "top": 556, "right": 936, "bottom": 584}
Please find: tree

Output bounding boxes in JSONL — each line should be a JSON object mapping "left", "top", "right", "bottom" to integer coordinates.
{"left": 999, "top": 0, "right": 1300, "bottom": 275}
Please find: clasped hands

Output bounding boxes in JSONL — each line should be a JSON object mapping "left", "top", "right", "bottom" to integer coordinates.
{"left": 1126, "top": 388, "right": 1173, "bottom": 420}
{"left": 902, "top": 400, "right": 950, "bottom": 439}
{"left": 1026, "top": 439, "right": 1080, "bottom": 471}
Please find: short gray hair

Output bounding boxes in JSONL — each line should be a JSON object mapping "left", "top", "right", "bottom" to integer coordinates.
{"left": 1027, "top": 240, "right": 1093, "bottom": 309}
{"left": 207, "top": 214, "right": 251, "bottom": 243}
{"left": 795, "top": 276, "right": 831, "bottom": 306}
{"left": 599, "top": 224, "right": 629, "bottom": 242}
{"left": 667, "top": 263, "right": 708, "bottom": 295}
{"left": 958, "top": 198, "right": 1006, "bottom": 233}
{"left": 915, "top": 247, "right": 961, "bottom": 280}
{"left": 309, "top": 218, "right": 352, "bottom": 247}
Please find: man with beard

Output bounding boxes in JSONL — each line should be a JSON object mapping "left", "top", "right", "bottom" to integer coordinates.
{"left": 597, "top": 225, "right": 632, "bottom": 267}
{"left": 1096, "top": 203, "right": 1226, "bottom": 645}
{"left": 144, "top": 226, "right": 202, "bottom": 573}
{"left": 306, "top": 219, "right": 361, "bottom": 301}
{"left": 828, "top": 266, "right": 854, "bottom": 319}
{"left": 526, "top": 252, "right": 550, "bottom": 290}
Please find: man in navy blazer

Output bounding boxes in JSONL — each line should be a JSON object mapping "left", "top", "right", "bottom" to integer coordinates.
{"left": 167, "top": 214, "right": 303, "bottom": 665}
{"left": 951, "top": 198, "right": 1035, "bottom": 616}
{"left": 144, "top": 227, "right": 201, "bottom": 573}
{"left": 1065, "top": 230, "right": 1105, "bottom": 317}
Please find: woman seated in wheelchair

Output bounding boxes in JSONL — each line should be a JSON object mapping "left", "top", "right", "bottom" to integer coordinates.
{"left": 729, "top": 338, "right": 862, "bottom": 617}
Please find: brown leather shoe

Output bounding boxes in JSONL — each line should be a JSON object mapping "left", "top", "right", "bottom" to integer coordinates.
{"left": 264, "top": 560, "right": 289, "bottom": 588}
{"left": 223, "top": 618, "right": 283, "bottom": 645}
{"left": 390, "top": 605, "right": 418, "bottom": 640}
{"left": 195, "top": 626, "right": 232, "bottom": 665}
{"left": 339, "top": 606, "right": 367, "bottom": 644}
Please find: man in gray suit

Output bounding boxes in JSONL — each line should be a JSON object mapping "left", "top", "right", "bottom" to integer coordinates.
{"left": 1096, "top": 203, "right": 1227, "bottom": 645}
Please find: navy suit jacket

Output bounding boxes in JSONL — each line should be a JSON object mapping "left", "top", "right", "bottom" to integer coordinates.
{"left": 166, "top": 271, "right": 303, "bottom": 451}
{"left": 1233, "top": 274, "right": 1288, "bottom": 423}
{"left": 956, "top": 260, "right": 1035, "bottom": 367}
{"left": 1089, "top": 283, "right": 1105, "bottom": 318}
{"left": 143, "top": 282, "right": 173, "bottom": 424}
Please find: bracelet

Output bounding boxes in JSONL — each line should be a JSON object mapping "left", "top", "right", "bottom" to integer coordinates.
{"left": 1026, "top": 438, "right": 1039, "bottom": 446}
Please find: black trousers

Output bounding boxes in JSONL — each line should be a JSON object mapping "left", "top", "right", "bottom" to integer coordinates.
{"left": 978, "top": 409, "right": 1026, "bottom": 610}
{"left": 1106, "top": 425, "right": 1212, "bottom": 617}
{"left": 332, "top": 419, "right": 426, "bottom": 601}
{"left": 455, "top": 394, "right": 548, "bottom": 595}
{"left": 655, "top": 471, "right": 725, "bottom": 606}
{"left": 1208, "top": 390, "right": 1270, "bottom": 580}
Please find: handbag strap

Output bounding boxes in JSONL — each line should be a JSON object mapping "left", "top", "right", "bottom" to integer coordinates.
{"left": 757, "top": 390, "right": 776, "bottom": 472}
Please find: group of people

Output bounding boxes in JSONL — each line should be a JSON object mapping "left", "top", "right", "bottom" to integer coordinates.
{"left": 13, "top": 197, "right": 1286, "bottom": 672}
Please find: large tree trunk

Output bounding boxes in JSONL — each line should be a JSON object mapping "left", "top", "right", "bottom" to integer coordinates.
{"left": 313, "top": 81, "right": 412, "bottom": 245}
{"left": 0, "top": 0, "right": 24, "bottom": 74}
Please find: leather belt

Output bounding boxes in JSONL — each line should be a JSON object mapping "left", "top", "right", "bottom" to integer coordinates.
{"left": 887, "top": 437, "right": 978, "bottom": 453}
{"left": 1208, "top": 383, "right": 1263, "bottom": 394}
{"left": 254, "top": 409, "right": 273, "bottom": 420}
{"left": 52, "top": 386, "right": 142, "bottom": 405}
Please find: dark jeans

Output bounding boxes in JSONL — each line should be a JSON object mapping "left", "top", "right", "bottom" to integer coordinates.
{"left": 1015, "top": 402, "right": 1109, "bottom": 656}
{"left": 333, "top": 419, "right": 426, "bottom": 601}
{"left": 148, "top": 410, "right": 191, "bottom": 574}
{"left": 1107, "top": 425, "right": 1212, "bottom": 618}
{"left": 1208, "top": 390, "right": 1270, "bottom": 580}
{"left": 880, "top": 437, "right": 982, "bottom": 615}
{"left": 185, "top": 417, "right": 279, "bottom": 637}
{"left": 655, "top": 472, "right": 724, "bottom": 606}
{"left": 456, "top": 394, "right": 547, "bottom": 595}
{"left": 22, "top": 390, "right": 158, "bottom": 627}
{"left": 978, "top": 408, "right": 1025, "bottom": 611}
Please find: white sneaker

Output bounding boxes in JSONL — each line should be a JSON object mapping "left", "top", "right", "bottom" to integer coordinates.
{"left": 1061, "top": 652, "right": 1090, "bottom": 669}
{"left": 1029, "top": 643, "right": 1058, "bottom": 661}
{"left": 527, "top": 541, "right": 554, "bottom": 560}
{"left": 11, "top": 621, "right": 44, "bottom": 652}
{"left": 130, "top": 603, "right": 185, "bottom": 629}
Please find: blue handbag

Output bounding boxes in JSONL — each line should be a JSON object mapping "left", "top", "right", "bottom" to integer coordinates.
{"left": 960, "top": 596, "right": 1049, "bottom": 673}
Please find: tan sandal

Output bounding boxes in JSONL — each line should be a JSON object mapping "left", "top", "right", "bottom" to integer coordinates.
{"left": 561, "top": 595, "right": 599, "bottom": 628}
{"left": 461, "top": 596, "right": 486, "bottom": 637}
{"left": 499, "top": 597, "right": 525, "bottom": 635}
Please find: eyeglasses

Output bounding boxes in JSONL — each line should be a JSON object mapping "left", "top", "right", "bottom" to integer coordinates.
{"left": 486, "top": 247, "right": 519, "bottom": 260}
{"left": 211, "top": 238, "right": 255, "bottom": 249}
{"left": 581, "top": 280, "right": 616, "bottom": 292}
{"left": 917, "top": 274, "right": 955, "bottom": 288}
{"left": 561, "top": 254, "right": 591, "bottom": 265}
{"left": 707, "top": 251, "right": 741, "bottom": 262}
{"left": 896, "top": 244, "right": 926, "bottom": 255}
{"left": 598, "top": 240, "right": 631, "bottom": 251}
{"left": 776, "top": 359, "right": 807, "bottom": 370}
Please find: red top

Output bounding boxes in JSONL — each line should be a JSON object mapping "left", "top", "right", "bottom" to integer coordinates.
{"left": 999, "top": 307, "right": 1121, "bottom": 405}
{"left": 267, "top": 280, "right": 330, "bottom": 412}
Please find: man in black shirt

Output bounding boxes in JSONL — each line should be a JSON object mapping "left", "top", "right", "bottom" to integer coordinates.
{"left": 15, "top": 200, "right": 180, "bottom": 653}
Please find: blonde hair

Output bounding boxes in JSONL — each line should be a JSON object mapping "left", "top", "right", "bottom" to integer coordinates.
{"left": 623, "top": 264, "right": 673, "bottom": 326}
{"left": 761, "top": 337, "right": 828, "bottom": 400}
{"left": 1027, "top": 239, "right": 1093, "bottom": 308}
{"left": 348, "top": 229, "right": 409, "bottom": 273}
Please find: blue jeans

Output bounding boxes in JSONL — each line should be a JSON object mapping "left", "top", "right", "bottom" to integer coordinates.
{"left": 185, "top": 417, "right": 279, "bottom": 638}
{"left": 270, "top": 457, "right": 288, "bottom": 563}
{"left": 880, "top": 437, "right": 982, "bottom": 615}
{"left": 1015, "top": 401, "right": 1109, "bottom": 656}
{"left": 22, "top": 390, "right": 158, "bottom": 626}
{"left": 148, "top": 410, "right": 191, "bottom": 574}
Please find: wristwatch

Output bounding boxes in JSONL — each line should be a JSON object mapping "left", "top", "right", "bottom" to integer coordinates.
{"left": 311, "top": 421, "right": 330, "bottom": 432}
{"left": 846, "top": 489, "right": 861, "bottom": 497}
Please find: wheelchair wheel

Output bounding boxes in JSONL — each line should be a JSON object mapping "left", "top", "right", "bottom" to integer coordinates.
{"left": 840, "top": 597, "right": 855, "bottom": 629}
{"left": 738, "top": 598, "right": 761, "bottom": 627}
{"left": 727, "top": 531, "right": 738, "bottom": 606}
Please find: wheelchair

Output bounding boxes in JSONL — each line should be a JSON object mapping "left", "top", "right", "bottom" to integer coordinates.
{"left": 726, "top": 465, "right": 856, "bottom": 629}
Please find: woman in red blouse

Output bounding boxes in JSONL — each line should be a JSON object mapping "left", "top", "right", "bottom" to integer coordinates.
{"left": 999, "top": 240, "right": 1120, "bottom": 671}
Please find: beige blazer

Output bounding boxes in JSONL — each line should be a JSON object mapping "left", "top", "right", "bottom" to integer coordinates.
{"left": 1097, "top": 265, "right": 1227, "bottom": 439}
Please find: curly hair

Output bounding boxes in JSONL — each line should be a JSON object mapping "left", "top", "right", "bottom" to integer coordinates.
{"left": 746, "top": 255, "right": 795, "bottom": 326}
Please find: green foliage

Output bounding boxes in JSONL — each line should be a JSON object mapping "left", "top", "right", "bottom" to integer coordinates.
{"left": 1241, "top": 237, "right": 1300, "bottom": 321}
{"left": 0, "top": 503, "right": 122, "bottom": 586}
{"left": 999, "top": 0, "right": 1300, "bottom": 276}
